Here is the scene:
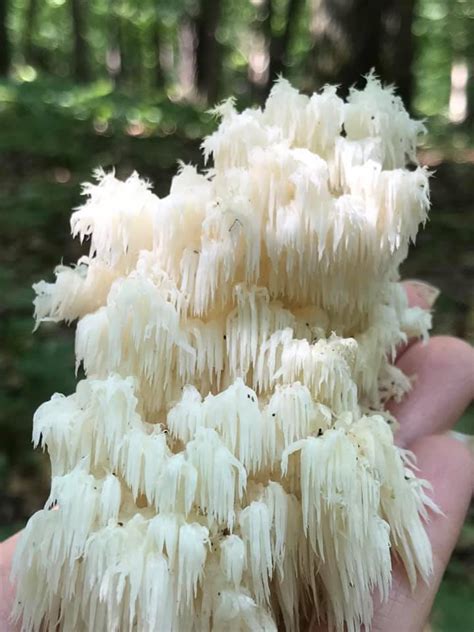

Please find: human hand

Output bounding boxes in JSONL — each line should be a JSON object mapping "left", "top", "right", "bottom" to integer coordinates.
{"left": 369, "top": 281, "right": 474, "bottom": 631}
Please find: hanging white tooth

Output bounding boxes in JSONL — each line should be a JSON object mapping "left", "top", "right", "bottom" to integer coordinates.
{"left": 239, "top": 501, "right": 273, "bottom": 605}
{"left": 147, "top": 513, "right": 183, "bottom": 569}
{"left": 99, "top": 474, "right": 122, "bottom": 525}
{"left": 155, "top": 452, "right": 198, "bottom": 516}
{"left": 71, "top": 169, "right": 157, "bottom": 269}
{"left": 220, "top": 534, "right": 247, "bottom": 589}
{"left": 213, "top": 589, "right": 278, "bottom": 631}
{"left": 33, "top": 257, "right": 119, "bottom": 327}
{"left": 177, "top": 522, "right": 209, "bottom": 609}
{"left": 186, "top": 428, "right": 247, "bottom": 529}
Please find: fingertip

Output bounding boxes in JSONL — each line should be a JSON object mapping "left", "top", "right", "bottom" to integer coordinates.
{"left": 402, "top": 280, "right": 440, "bottom": 310}
{"left": 395, "top": 281, "right": 436, "bottom": 359}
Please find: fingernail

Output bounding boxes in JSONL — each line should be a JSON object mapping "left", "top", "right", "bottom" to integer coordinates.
{"left": 405, "top": 280, "right": 441, "bottom": 308}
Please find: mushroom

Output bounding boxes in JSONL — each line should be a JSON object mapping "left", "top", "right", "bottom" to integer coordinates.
{"left": 13, "top": 74, "right": 434, "bottom": 632}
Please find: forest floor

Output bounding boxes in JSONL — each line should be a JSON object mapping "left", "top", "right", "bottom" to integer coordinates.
{"left": 0, "top": 79, "right": 473, "bottom": 631}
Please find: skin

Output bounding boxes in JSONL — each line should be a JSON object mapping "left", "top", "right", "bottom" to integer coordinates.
{"left": 0, "top": 282, "right": 473, "bottom": 632}
{"left": 371, "top": 282, "right": 474, "bottom": 632}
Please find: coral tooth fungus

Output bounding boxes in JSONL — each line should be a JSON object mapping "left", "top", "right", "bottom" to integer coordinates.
{"left": 14, "top": 74, "right": 436, "bottom": 631}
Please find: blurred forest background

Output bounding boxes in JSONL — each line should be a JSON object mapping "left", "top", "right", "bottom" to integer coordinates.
{"left": 0, "top": 0, "right": 473, "bottom": 628}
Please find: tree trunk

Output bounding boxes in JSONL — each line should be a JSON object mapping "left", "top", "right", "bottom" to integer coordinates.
{"left": 467, "top": 71, "right": 474, "bottom": 128}
{"left": 309, "top": 0, "right": 386, "bottom": 96}
{"left": 381, "top": 0, "right": 416, "bottom": 111}
{"left": 122, "top": 19, "right": 143, "bottom": 88}
{"left": 152, "top": 21, "right": 165, "bottom": 88}
{"left": 0, "top": 0, "right": 10, "bottom": 77}
{"left": 267, "top": 0, "right": 303, "bottom": 88}
{"left": 106, "top": 0, "right": 122, "bottom": 80}
{"left": 195, "top": 0, "right": 221, "bottom": 104}
{"left": 70, "top": 0, "right": 89, "bottom": 82}
{"left": 178, "top": 15, "right": 197, "bottom": 99}
{"left": 247, "top": 0, "right": 271, "bottom": 103}
{"left": 22, "top": 0, "right": 39, "bottom": 65}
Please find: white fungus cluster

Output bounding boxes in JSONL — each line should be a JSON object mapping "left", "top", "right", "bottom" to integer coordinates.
{"left": 14, "top": 75, "right": 435, "bottom": 632}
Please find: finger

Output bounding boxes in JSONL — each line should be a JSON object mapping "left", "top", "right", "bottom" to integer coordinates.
{"left": 390, "top": 335, "right": 474, "bottom": 448}
{"left": 402, "top": 280, "right": 440, "bottom": 312}
{"left": 0, "top": 532, "right": 21, "bottom": 631}
{"left": 395, "top": 280, "right": 439, "bottom": 361}
{"left": 372, "top": 433, "right": 474, "bottom": 632}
